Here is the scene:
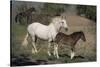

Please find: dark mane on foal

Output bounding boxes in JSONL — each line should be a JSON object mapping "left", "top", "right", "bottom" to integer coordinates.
{"left": 71, "top": 31, "right": 84, "bottom": 35}
{"left": 70, "top": 31, "right": 84, "bottom": 39}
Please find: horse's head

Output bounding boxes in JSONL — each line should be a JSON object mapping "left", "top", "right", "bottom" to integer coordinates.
{"left": 52, "top": 16, "right": 68, "bottom": 31}
{"left": 80, "top": 31, "right": 86, "bottom": 42}
{"left": 61, "top": 19, "right": 68, "bottom": 31}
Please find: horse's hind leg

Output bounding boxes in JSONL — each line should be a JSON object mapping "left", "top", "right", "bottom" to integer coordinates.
{"left": 32, "top": 36, "right": 38, "bottom": 53}
{"left": 53, "top": 43, "right": 59, "bottom": 59}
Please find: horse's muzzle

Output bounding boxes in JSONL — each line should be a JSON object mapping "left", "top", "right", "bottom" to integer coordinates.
{"left": 65, "top": 28, "right": 68, "bottom": 31}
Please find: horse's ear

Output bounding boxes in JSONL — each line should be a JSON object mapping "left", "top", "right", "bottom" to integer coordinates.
{"left": 61, "top": 16, "right": 64, "bottom": 19}
{"left": 61, "top": 16, "right": 67, "bottom": 19}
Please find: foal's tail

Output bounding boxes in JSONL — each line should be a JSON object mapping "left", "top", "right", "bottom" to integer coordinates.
{"left": 22, "top": 33, "right": 29, "bottom": 47}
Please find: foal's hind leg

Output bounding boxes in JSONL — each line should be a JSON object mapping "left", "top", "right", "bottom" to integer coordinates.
{"left": 54, "top": 44, "right": 59, "bottom": 59}
{"left": 53, "top": 44, "right": 56, "bottom": 57}
{"left": 70, "top": 47, "right": 75, "bottom": 59}
{"left": 32, "top": 36, "right": 38, "bottom": 53}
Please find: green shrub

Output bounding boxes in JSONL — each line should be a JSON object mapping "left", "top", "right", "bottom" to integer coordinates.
{"left": 77, "top": 5, "right": 96, "bottom": 22}
{"left": 41, "top": 3, "right": 65, "bottom": 15}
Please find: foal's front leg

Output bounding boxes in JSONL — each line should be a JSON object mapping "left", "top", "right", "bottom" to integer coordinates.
{"left": 48, "top": 42, "right": 52, "bottom": 56}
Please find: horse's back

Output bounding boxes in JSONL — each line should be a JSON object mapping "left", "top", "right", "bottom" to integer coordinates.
{"left": 28, "top": 22, "right": 43, "bottom": 29}
{"left": 27, "top": 22, "right": 50, "bottom": 40}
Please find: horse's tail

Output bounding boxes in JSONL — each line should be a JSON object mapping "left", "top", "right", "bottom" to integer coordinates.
{"left": 15, "top": 14, "right": 19, "bottom": 23}
{"left": 15, "top": 13, "right": 22, "bottom": 23}
{"left": 22, "top": 33, "right": 29, "bottom": 47}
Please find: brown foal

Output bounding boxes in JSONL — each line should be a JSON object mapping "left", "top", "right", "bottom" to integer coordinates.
{"left": 54, "top": 31, "right": 86, "bottom": 59}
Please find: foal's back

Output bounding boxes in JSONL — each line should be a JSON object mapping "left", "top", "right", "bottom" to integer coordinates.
{"left": 55, "top": 32, "right": 74, "bottom": 45}
{"left": 55, "top": 31, "right": 84, "bottom": 45}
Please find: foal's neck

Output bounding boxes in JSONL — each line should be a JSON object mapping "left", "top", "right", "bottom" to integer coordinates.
{"left": 71, "top": 33, "right": 81, "bottom": 42}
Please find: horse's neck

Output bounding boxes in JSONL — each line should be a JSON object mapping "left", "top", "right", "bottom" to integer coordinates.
{"left": 47, "top": 23, "right": 58, "bottom": 40}
{"left": 49, "top": 23, "right": 61, "bottom": 33}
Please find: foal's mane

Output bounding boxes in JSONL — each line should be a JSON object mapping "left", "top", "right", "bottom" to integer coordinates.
{"left": 71, "top": 31, "right": 84, "bottom": 39}
{"left": 71, "top": 31, "right": 83, "bottom": 35}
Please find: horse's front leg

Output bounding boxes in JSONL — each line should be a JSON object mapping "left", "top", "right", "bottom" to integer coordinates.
{"left": 53, "top": 42, "right": 59, "bottom": 59}
{"left": 48, "top": 42, "right": 52, "bottom": 56}
{"left": 32, "top": 41, "right": 37, "bottom": 53}
{"left": 54, "top": 44, "right": 59, "bottom": 59}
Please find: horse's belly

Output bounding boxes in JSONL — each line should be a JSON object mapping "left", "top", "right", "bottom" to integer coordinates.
{"left": 35, "top": 27, "right": 49, "bottom": 40}
{"left": 28, "top": 22, "right": 55, "bottom": 41}
{"left": 36, "top": 32, "right": 49, "bottom": 40}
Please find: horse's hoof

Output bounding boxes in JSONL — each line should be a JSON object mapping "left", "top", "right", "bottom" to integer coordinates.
{"left": 48, "top": 52, "right": 51, "bottom": 56}
{"left": 32, "top": 51, "right": 35, "bottom": 54}
{"left": 57, "top": 56, "right": 59, "bottom": 59}
{"left": 48, "top": 54, "right": 51, "bottom": 56}
{"left": 35, "top": 50, "right": 38, "bottom": 53}
{"left": 32, "top": 49, "right": 35, "bottom": 54}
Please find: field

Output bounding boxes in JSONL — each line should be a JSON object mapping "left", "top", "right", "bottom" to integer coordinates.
{"left": 11, "top": 14, "right": 96, "bottom": 66}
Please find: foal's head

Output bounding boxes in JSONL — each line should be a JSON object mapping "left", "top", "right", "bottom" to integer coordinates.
{"left": 80, "top": 31, "right": 86, "bottom": 42}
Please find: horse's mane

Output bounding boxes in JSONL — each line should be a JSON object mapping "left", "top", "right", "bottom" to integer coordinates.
{"left": 51, "top": 16, "right": 62, "bottom": 23}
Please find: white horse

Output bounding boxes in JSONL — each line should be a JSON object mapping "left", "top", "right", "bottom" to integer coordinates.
{"left": 22, "top": 16, "right": 68, "bottom": 58}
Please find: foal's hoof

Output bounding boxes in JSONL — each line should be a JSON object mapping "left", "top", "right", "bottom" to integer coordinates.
{"left": 71, "top": 56, "right": 74, "bottom": 60}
